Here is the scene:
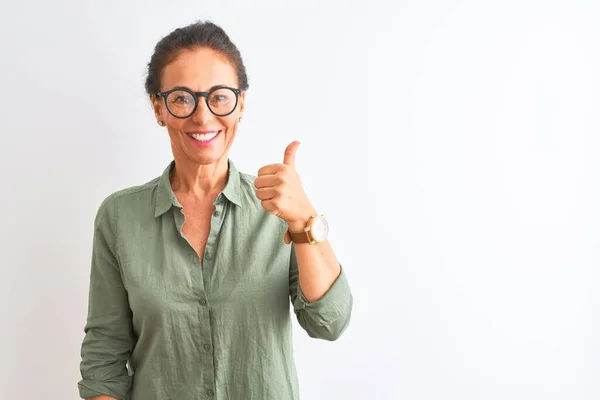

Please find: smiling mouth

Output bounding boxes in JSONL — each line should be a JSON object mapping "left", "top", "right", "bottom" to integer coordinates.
{"left": 187, "top": 131, "right": 220, "bottom": 142}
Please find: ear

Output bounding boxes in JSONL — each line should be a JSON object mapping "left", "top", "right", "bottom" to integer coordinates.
{"left": 151, "top": 94, "right": 162, "bottom": 120}
{"left": 238, "top": 91, "right": 246, "bottom": 118}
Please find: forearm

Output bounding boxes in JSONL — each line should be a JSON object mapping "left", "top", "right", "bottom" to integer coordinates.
{"left": 288, "top": 218, "right": 340, "bottom": 302}
{"left": 288, "top": 223, "right": 353, "bottom": 341}
{"left": 87, "top": 396, "right": 118, "bottom": 400}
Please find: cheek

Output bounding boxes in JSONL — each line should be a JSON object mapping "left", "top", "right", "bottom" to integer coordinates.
{"left": 165, "top": 122, "right": 189, "bottom": 144}
{"left": 219, "top": 116, "right": 239, "bottom": 136}
{"left": 167, "top": 118, "right": 187, "bottom": 133}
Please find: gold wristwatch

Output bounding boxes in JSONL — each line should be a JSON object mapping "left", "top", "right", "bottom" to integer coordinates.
{"left": 284, "top": 214, "right": 329, "bottom": 245}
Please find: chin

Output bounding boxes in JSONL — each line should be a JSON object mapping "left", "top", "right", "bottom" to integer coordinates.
{"left": 190, "top": 150, "right": 228, "bottom": 166}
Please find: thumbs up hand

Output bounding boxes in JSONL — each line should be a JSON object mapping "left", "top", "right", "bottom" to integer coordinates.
{"left": 255, "top": 141, "right": 316, "bottom": 230}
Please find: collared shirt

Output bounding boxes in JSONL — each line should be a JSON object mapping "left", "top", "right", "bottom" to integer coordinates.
{"left": 78, "top": 160, "right": 353, "bottom": 400}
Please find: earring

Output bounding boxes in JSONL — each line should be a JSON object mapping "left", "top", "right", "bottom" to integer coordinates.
{"left": 158, "top": 121, "right": 165, "bottom": 126}
{"left": 239, "top": 117, "right": 242, "bottom": 122}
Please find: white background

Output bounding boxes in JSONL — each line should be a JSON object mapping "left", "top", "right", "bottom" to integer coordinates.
{"left": 1, "top": 1, "right": 599, "bottom": 399}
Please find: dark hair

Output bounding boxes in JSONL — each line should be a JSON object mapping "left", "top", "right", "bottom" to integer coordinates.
{"left": 144, "top": 20, "right": 249, "bottom": 98}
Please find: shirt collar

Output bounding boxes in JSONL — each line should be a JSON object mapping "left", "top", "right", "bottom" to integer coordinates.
{"left": 154, "top": 159, "right": 243, "bottom": 218}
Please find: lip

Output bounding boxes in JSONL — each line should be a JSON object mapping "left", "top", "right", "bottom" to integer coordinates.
{"left": 187, "top": 130, "right": 221, "bottom": 147}
{"left": 187, "top": 130, "right": 219, "bottom": 135}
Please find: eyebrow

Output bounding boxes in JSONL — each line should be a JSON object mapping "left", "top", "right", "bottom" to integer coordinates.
{"left": 167, "top": 84, "right": 231, "bottom": 92}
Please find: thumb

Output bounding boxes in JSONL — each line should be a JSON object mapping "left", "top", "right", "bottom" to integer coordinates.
{"left": 283, "top": 141, "right": 300, "bottom": 167}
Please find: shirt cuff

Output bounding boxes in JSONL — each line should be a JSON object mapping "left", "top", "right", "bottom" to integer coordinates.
{"left": 78, "top": 377, "right": 131, "bottom": 400}
{"left": 293, "top": 264, "right": 352, "bottom": 326}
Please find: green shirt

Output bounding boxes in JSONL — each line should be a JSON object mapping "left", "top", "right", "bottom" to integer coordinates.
{"left": 78, "top": 160, "right": 353, "bottom": 400}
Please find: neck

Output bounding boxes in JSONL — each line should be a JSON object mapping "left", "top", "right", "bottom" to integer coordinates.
{"left": 170, "top": 156, "right": 229, "bottom": 199}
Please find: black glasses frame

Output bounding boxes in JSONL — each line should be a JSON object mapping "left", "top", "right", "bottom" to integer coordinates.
{"left": 156, "top": 86, "right": 241, "bottom": 118}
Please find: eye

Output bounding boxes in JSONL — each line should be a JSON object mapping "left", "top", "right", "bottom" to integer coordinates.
{"left": 209, "top": 88, "right": 236, "bottom": 106}
{"left": 210, "top": 94, "right": 230, "bottom": 104}
{"left": 172, "top": 95, "right": 190, "bottom": 104}
{"left": 166, "top": 90, "right": 194, "bottom": 106}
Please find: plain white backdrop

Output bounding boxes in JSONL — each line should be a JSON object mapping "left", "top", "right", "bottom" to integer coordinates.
{"left": 1, "top": 1, "right": 599, "bottom": 399}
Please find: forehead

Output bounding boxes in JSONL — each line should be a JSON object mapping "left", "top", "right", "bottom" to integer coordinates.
{"left": 160, "top": 47, "right": 238, "bottom": 91}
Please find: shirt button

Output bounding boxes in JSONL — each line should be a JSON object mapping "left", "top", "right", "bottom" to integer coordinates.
{"left": 213, "top": 210, "right": 220, "bottom": 217}
{"left": 203, "top": 344, "right": 211, "bottom": 351}
{"left": 199, "top": 299, "right": 207, "bottom": 306}
{"left": 207, "top": 389, "right": 214, "bottom": 397}
{"left": 205, "top": 252, "right": 211, "bottom": 260}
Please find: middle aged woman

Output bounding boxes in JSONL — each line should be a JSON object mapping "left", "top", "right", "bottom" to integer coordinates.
{"left": 78, "top": 20, "right": 353, "bottom": 400}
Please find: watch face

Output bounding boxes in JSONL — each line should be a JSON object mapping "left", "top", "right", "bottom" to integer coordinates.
{"left": 310, "top": 216, "right": 329, "bottom": 242}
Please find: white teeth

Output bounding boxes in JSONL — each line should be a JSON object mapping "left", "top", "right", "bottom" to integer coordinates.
{"left": 191, "top": 132, "right": 218, "bottom": 141}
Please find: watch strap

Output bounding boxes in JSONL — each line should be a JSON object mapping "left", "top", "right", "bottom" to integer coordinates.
{"left": 288, "top": 228, "right": 312, "bottom": 244}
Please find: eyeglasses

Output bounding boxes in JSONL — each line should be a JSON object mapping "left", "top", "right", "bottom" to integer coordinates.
{"left": 156, "top": 86, "right": 241, "bottom": 118}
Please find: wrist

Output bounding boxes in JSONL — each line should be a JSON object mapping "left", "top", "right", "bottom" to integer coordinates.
{"left": 286, "top": 213, "right": 330, "bottom": 244}
{"left": 287, "top": 220, "right": 308, "bottom": 232}
{"left": 286, "top": 209, "right": 316, "bottom": 232}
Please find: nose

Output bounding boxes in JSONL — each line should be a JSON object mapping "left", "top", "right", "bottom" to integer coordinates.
{"left": 191, "top": 97, "right": 213, "bottom": 124}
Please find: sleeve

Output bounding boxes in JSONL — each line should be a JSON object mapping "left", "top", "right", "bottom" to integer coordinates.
{"left": 289, "top": 245, "right": 353, "bottom": 341}
{"left": 78, "top": 196, "right": 135, "bottom": 400}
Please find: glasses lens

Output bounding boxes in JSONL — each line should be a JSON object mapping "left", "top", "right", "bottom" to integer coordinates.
{"left": 207, "top": 88, "right": 237, "bottom": 116}
{"left": 166, "top": 90, "right": 196, "bottom": 118}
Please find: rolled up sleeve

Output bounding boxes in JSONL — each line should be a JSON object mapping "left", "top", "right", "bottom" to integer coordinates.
{"left": 78, "top": 197, "right": 135, "bottom": 399}
{"left": 289, "top": 246, "right": 353, "bottom": 341}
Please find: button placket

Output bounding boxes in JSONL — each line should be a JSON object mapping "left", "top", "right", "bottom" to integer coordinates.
{"left": 197, "top": 201, "right": 223, "bottom": 397}
{"left": 175, "top": 204, "right": 214, "bottom": 397}
{"left": 203, "top": 205, "right": 221, "bottom": 269}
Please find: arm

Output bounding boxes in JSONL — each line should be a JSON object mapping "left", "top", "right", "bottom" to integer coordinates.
{"left": 287, "top": 217, "right": 342, "bottom": 302}
{"left": 78, "top": 197, "right": 135, "bottom": 400}
{"left": 288, "top": 230, "right": 353, "bottom": 341}
{"left": 254, "top": 141, "right": 353, "bottom": 340}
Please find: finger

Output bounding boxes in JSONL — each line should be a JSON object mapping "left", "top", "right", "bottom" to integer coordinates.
{"left": 254, "top": 175, "right": 281, "bottom": 189}
{"left": 255, "top": 187, "right": 279, "bottom": 201}
{"left": 283, "top": 141, "right": 300, "bottom": 167}
{"left": 257, "top": 164, "right": 282, "bottom": 176}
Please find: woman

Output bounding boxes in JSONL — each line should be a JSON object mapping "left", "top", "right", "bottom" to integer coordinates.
{"left": 78, "top": 20, "right": 353, "bottom": 400}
